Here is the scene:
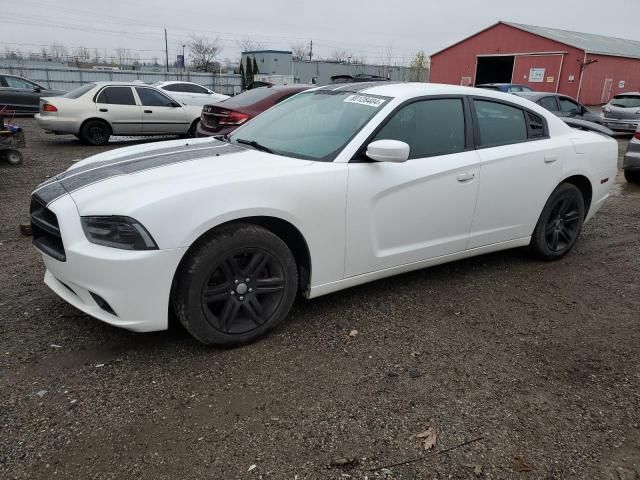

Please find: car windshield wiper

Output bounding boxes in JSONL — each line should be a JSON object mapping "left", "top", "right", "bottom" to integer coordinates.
{"left": 235, "top": 138, "right": 273, "bottom": 154}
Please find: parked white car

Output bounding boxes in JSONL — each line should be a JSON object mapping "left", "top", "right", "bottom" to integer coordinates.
{"left": 154, "top": 81, "right": 229, "bottom": 107}
{"left": 31, "top": 83, "right": 618, "bottom": 346}
{"left": 34, "top": 82, "right": 203, "bottom": 145}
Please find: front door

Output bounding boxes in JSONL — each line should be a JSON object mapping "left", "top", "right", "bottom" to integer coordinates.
{"left": 467, "top": 98, "right": 564, "bottom": 248}
{"left": 134, "top": 87, "right": 190, "bottom": 134}
{"left": 95, "top": 86, "right": 143, "bottom": 135}
{"left": 345, "top": 98, "right": 480, "bottom": 277}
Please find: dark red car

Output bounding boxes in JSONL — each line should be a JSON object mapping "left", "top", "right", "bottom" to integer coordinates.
{"left": 197, "top": 85, "right": 313, "bottom": 137}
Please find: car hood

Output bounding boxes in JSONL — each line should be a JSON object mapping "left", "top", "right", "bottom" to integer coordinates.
{"left": 32, "top": 137, "right": 315, "bottom": 214}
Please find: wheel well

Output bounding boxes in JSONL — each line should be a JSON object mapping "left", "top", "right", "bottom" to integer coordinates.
{"left": 80, "top": 117, "right": 112, "bottom": 135}
{"left": 561, "top": 175, "right": 593, "bottom": 217}
{"left": 180, "top": 216, "right": 312, "bottom": 294}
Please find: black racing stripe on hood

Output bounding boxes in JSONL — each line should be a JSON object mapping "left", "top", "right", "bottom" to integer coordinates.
{"left": 56, "top": 140, "right": 231, "bottom": 180}
{"left": 34, "top": 142, "right": 243, "bottom": 205}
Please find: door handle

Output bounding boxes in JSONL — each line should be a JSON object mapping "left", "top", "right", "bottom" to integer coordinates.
{"left": 99, "top": 108, "right": 108, "bottom": 112}
{"left": 544, "top": 155, "right": 558, "bottom": 164}
{"left": 144, "top": 110, "right": 152, "bottom": 114}
{"left": 457, "top": 172, "right": 475, "bottom": 182}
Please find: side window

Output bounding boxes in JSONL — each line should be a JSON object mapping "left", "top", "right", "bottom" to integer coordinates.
{"left": 0, "top": 76, "right": 7, "bottom": 87}
{"left": 135, "top": 87, "right": 176, "bottom": 107}
{"left": 5, "top": 76, "right": 36, "bottom": 89}
{"left": 474, "top": 100, "right": 528, "bottom": 147}
{"left": 184, "top": 84, "right": 209, "bottom": 94}
{"left": 521, "top": 86, "right": 534, "bottom": 92}
{"left": 559, "top": 97, "right": 581, "bottom": 114}
{"left": 161, "top": 84, "right": 183, "bottom": 92}
{"left": 538, "top": 96, "right": 559, "bottom": 111}
{"left": 508, "top": 85, "right": 523, "bottom": 92}
{"left": 526, "top": 112, "right": 546, "bottom": 139}
{"left": 372, "top": 99, "right": 466, "bottom": 158}
{"left": 96, "top": 87, "right": 136, "bottom": 105}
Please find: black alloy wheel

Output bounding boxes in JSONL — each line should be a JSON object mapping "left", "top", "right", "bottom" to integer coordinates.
{"left": 530, "top": 183, "right": 585, "bottom": 260}
{"left": 201, "top": 248, "right": 286, "bottom": 335}
{"left": 173, "top": 224, "right": 298, "bottom": 346}
{"left": 80, "top": 120, "right": 111, "bottom": 146}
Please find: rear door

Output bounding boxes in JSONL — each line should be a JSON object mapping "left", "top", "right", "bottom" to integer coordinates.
{"left": 468, "top": 98, "right": 564, "bottom": 248}
{"left": 134, "top": 87, "right": 190, "bottom": 134}
{"left": 95, "top": 86, "right": 143, "bottom": 135}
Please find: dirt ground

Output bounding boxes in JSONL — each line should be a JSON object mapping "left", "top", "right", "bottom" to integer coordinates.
{"left": 1, "top": 119, "right": 639, "bottom": 480}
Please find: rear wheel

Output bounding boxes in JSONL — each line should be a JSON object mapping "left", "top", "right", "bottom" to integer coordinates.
{"left": 79, "top": 120, "right": 111, "bottom": 146}
{"left": 530, "top": 183, "right": 585, "bottom": 261}
{"left": 173, "top": 224, "right": 298, "bottom": 346}
{"left": 184, "top": 120, "right": 199, "bottom": 138}
{"left": 624, "top": 170, "right": 640, "bottom": 184}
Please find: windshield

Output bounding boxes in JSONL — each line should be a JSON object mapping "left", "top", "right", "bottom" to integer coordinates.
{"left": 63, "top": 83, "right": 96, "bottom": 99}
{"left": 228, "top": 90, "right": 390, "bottom": 161}
{"left": 610, "top": 95, "right": 640, "bottom": 108}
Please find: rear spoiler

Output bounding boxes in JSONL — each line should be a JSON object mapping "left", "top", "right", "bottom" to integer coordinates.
{"left": 562, "top": 118, "right": 614, "bottom": 136}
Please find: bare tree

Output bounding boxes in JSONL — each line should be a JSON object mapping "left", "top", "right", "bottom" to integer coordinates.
{"left": 50, "top": 42, "right": 68, "bottom": 61}
{"left": 92, "top": 48, "right": 101, "bottom": 64}
{"left": 189, "top": 35, "right": 222, "bottom": 72}
{"left": 73, "top": 47, "right": 90, "bottom": 62}
{"left": 331, "top": 48, "right": 352, "bottom": 63}
{"left": 236, "top": 37, "right": 265, "bottom": 53}
{"left": 290, "top": 41, "right": 307, "bottom": 61}
{"left": 409, "top": 50, "right": 428, "bottom": 82}
{"left": 383, "top": 42, "right": 394, "bottom": 77}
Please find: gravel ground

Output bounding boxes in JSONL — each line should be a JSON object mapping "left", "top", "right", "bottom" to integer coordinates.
{"left": 1, "top": 119, "right": 639, "bottom": 480}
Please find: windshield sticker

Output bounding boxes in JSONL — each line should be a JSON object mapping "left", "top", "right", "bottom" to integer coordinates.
{"left": 344, "top": 94, "right": 386, "bottom": 108}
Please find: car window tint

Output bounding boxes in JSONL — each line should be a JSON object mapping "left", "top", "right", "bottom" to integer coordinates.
{"left": 96, "top": 86, "right": 136, "bottom": 105}
{"left": 559, "top": 97, "right": 581, "bottom": 113}
{"left": 538, "top": 96, "right": 558, "bottom": 111}
{"left": 64, "top": 83, "right": 95, "bottom": 99}
{"left": 183, "top": 84, "right": 209, "bottom": 94}
{"left": 161, "top": 84, "right": 183, "bottom": 92}
{"left": 474, "top": 100, "right": 528, "bottom": 147}
{"left": 373, "top": 99, "right": 466, "bottom": 158}
{"left": 135, "top": 87, "right": 175, "bottom": 107}
{"left": 527, "top": 112, "right": 545, "bottom": 138}
{"left": 509, "top": 86, "right": 523, "bottom": 92}
{"left": 521, "top": 86, "right": 534, "bottom": 92}
{"left": 610, "top": 95, "right": 640, "bottom": 108}
{"left": 5, "top": 76, "right": 35, "bottom": 89}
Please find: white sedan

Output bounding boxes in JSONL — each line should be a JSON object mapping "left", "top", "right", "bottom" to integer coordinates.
{"left": 30, "top": 83, "right": 618, "bottom": 346}
{"left": 154, "top": 81, "right": 229, "bottom": 107}
{"left": 35, "top": 82, "right": 203, "bottom": 145}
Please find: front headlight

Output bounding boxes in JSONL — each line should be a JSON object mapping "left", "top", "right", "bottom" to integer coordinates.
{"left": 81, "top": 216, "right": 158, "bottom": 250}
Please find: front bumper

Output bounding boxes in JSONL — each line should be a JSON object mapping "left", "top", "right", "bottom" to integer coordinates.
{"left": 36, "top": 194, "right": 186, "bottom": 332}
{"left": 34, "top": 114, "right": 81, "bottom": 135}
{"left": 602, "top": 117, "right": 640, "bottom": 132}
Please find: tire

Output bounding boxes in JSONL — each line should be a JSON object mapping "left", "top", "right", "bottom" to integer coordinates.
{"left": 185, "top": 120, "right": 199, "bottom": 138}
{"left": 79, "top": 120, "right": 111, "bottom": 146}
{"left": 2, "top": 150, "right": 23, "bottom": 166}
{"left": 173, "top": 223, "right": 298, "bottom": 346}
{"left": 624, "top": 170, "right": 640, "bottom": 184}
{"left": 530, "top": 183, "right": 585, "bottom": 261}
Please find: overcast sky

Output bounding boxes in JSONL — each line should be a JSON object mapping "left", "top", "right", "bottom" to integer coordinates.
{"left": 2, "top": 0, "right": 639, "bottom": 65}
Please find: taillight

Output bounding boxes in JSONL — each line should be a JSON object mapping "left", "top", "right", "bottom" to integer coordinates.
{"left": 42, "top": 103, "right": 57, "bottom": 112}
{"left": 634, "top": 131, "right": 640, "bottom": 140}
{"left": 218, "top": 111, "right": 250, "bottom": 126}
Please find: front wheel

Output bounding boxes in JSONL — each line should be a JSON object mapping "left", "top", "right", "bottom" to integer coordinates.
{"left": 530, "top": 183, "right": 585, "bottom": 261}
{"left": 172, "top": 224, "right": 298, "bottom": 347}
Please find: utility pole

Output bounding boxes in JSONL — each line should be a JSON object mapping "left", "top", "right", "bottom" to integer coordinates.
{"left": 309, "top": 40, "right": 313, "bottom": 62}
{"left": 164, "top": 28, "right": 169, "bottom": 73}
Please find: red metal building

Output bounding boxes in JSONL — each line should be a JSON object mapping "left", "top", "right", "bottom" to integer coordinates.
{"left": 430, "top": 22, "right": 640, "bottom": 105}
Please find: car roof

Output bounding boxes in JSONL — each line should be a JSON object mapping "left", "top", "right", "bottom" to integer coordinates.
{"left": 476, "top": 83, "right": 525, "bottom": 86}
{"left": 89, "top": 81, "right": 152, "bottom": 87}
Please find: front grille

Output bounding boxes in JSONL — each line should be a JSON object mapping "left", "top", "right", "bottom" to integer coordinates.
{"left": 30, "top": 194, "right": 66, "bottom": 261}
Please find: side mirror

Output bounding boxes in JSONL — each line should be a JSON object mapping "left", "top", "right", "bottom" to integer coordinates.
{"left": 33, "top": 87, "right": 41, "bottom": 93}
{"left": 366, "top": 139, "right": 410, "bottom": 163}
{"left": 171, "top": 102, "right": 182, "bottom": 108}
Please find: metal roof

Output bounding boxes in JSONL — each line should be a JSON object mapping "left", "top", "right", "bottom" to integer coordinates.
{"left": 504, "top": 22, "right": 640, "bottom": 59}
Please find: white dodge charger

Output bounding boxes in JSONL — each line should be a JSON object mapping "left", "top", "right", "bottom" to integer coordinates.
{"left": 30, "top": 83, "right": 618, "bottom": 346}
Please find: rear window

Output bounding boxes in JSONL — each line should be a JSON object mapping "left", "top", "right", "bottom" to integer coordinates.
{"left": 611, "top": 95, "right": 640, "bottom": 108}
{"left": 63, "top": 83, "right": 96, "bottom": 99}
{"left": 222, "top": 88, "right": 283, "bottom": 108}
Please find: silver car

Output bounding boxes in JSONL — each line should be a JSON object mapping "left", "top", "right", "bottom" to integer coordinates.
{"left": 603, "top": 93, "right": 640, "bottom": 132}
{"left": 623, "top": 125, "right": 640, "bottom": 183}
{"left": 34, "top": 82, "right": 203, "bottom": 145}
